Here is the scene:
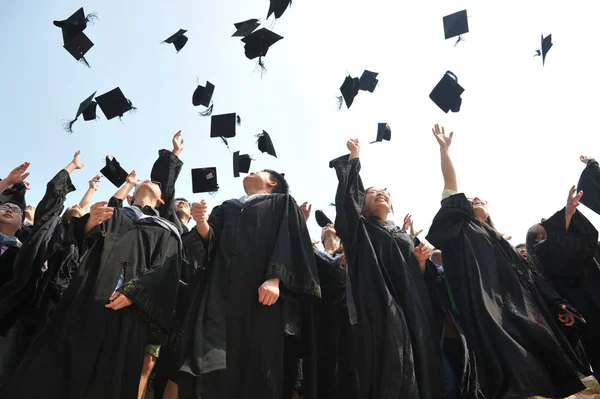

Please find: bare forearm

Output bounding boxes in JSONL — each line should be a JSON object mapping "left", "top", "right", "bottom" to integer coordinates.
{"left": 79, "top": 188, "right": 96, "bottom": 212}
{"left": 63, "top": 162, "right": 77, "bottom": 174}
{"left": 0, "top": 179, "right": 11, "bottom": 193}
{"left": 440, "top": 148, "right": 457, "bottom": 192}
{"left": 113, "top": 182, "right": 136, "bottom": 200}
{"left": 196, "top": 220, "right": 210, "bottom": 240}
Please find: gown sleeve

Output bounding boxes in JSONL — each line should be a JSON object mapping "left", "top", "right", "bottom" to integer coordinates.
{"left": 426, "top": 193, "right": 473, "bottom": 250}
{"left": 108, "top": 196, "right": 124, "bottom": 208}
{"left": 541, "top": 209, "right": 598, "bottom": 262}
{"left": 205, "top": 205, "right": 225, "bottom": 263}
{"left": 328, "top": 155, "right": 365, "bottom": 250}
{"left": 264, "top": 195, "right": 321, "bottom": 300}
{"left": 577, "top": 159, "right": 600, "bottom": 215}
{"left": 181, "top": 228, "right": 206, "bottom": 283}
{"left": 150, "top": 149, "right": 184, "bottom": 232}
{"left": 33, "top": 169, "right": 76, "bottom": 231}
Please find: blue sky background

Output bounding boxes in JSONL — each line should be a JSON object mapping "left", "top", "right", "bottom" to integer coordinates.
{"left": 2, "top": 0, "right": 600, "bottom": 244}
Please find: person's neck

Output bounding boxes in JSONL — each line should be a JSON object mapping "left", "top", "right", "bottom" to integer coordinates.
{"left": 245, "top": 188, "right": 269, "bottom": 196}
{"left": 133, "top": 195, "right": 156, "bottom": 209}
{"left": 323, "top": 236, "right": 341, "bottom": 256}
{"left": 178, "top": 216, "right": 191, "bottom": 226}
{"left": 0, "top": 222, "right": 18, "bottom": 238}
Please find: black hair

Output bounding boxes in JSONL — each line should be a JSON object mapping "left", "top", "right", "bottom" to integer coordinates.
{"left": 174, "top": 198, "right": 190, "bottom": 204}
{"left": 263, "top": 169, "right": 289, "bottom": 194}
{"left": 525, "top": 224, "right": 543, "bottom": 272}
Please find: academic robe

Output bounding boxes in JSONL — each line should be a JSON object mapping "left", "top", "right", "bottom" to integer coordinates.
{"left": 180, "top": 193, "right": 321, "bottom": 399}
{"left": 313, "top": 250, "right": 358, "bottom": 398}
{"left": 535, "top": 208, "right": 600, "bottom": 374}
{"left": 330, "top": 155, "right": 442, "bottom": 399}
{"left": 426, "top": 193, "right": 587, "bottom": 399}
{"left": 4, "top": 206, "right": 182, "bottom": 399}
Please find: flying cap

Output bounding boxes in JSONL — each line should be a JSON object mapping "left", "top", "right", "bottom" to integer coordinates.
{"left": 96, "top": 87, "right": 136, "bottom": 120}
{"left": 191, "top": 167, "right": 219, "bottom": 193}
{"left": 429, "top": 71, "right": 464, "bottom": 113}
{"left": 256, "top": 131, "right": 277, "bottom": 157}
{"left": 163, "top": 29, "right": 189, "bottom": 52}
{"left": 233, "top": 151, "right": 252, "bottom": 177}
{"left": 63, "top": 91, "right": 98, "bottom": 132}
{"left": 100, "top": 156, "right": 128, "bottom": 187}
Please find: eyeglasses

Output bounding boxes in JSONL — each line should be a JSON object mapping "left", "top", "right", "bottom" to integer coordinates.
{"left": 366, "top": 189, "right": 390, "bottom": 197}
{"left": 468, "top": 197, "right": 488, "bottom": 204}
{"left": 0, "top": 204, "right": 23, "bottom": 214}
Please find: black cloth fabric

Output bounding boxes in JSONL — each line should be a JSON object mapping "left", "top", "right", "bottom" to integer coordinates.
{"left": 578, "top": 159, "right": 600, "bottom": 215}
{"left": 180, "top": 193, "right": 321, "bottom": 399}
{"left": 150, "top": 148, "right": 186, "bottom": 234}
{"left": 0, "top": 246, "right": 20, "bottom": 292}
{"left": 535, "top": 208, "right": 600, "bottom": 376}
{"left": 4, "top": 206, "right": 182, "bottom": 399}
{"left": 330, "top": 154, "right": 442, "bottom": 399}
{"left": 313, "top": 250, "right": 358, "bottom": 398}
{"left": 0, "top": 169, "right": 76, "bottom": 335}
{"left": 426, "top": 193, "right": 587, "bottom": 399}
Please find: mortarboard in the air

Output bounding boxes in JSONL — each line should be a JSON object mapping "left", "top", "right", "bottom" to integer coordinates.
{"left": 540, "top": 34, "right": 553, "bottom": 66}
{"left": 241, "top": 28, "right": 283, "bottom": 62}
{"left": 53, "top": 7, "right": 97, "bottom": 44}
{"left": 359, "top": 70, "right": 379, "bottom": 93}
{"left": 232, "top": 19, "right": 260, "bottom": 37}
{"left": 191, "top": 167, "right": 219, "bottom": 193}
{"left": 100, "top": 156, "right": 128, "bottom": 187}
{"left": 429, "top": 71, "right": 464, "bottom": 113}
{"left": 233, "top": 151, "right": 252, "bottom": 178}
{"left": 63, "top": 31, "right": 94, "bottom": 67}
{"left": 339, "top": 76, "right": 360, "bottom": 109}
{"left": 210, "top": 113, "right": 238, "bottom": 139}
{"left": 443, "top": 10, "right": 469, "bottom": 40}
{"left": 163, "top": 29, "right": 189, "bottom": 53}
{"left": 372, "top": 123, "right": 391, "bottom": 143}
{"left": 267, "top": 0, "right": 292, "bottom": 19}
{"left": 63, "top": 91, "right": 98, "bottom": 132}
{"left": 192, "top": 81, "right": 215, "bottom": 116}
{"left": 256, "top": 131, "right": 277, "bottom": 158}
{"left": 96, "top": 87, "right": 136, "bottom": 120}
{"left": 315, "top": 210, "right": 333, "bottom": 228}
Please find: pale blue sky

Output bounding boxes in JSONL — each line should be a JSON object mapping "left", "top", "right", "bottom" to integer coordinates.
{"left": 2, "top": 0, "right": 600, "bottom": 243}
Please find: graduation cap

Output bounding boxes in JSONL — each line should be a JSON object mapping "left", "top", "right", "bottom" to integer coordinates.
{"left": 443, "top": 10, "right": 469, "bottom": 44}
{"left": 192, "top": 81, "right": 215, "bottom": 116}
{"left": 233, "top": 151, "right": 252, "bottom": 177}
{"left": 429, "top": 71, "right": 464, "bottom": 113}
{"left": 359, "top": 70, "right": 379, "bottom": 93}
{"left": 535, "top": 34, "right": 553, "bottom": 66}
{"left": 0, "top": 183, "right": 27, "bottom": 211}
{"left": 63, "top": 91, "right": 98, "bottom": 132}
{"left": 241, "top": 28, "right": 283, "bottom": 68}
{"left": 163, "top": 29, "right": 188, "bottom": 52}
{"left": 256, "top": 131, "right": 277, "bottom": 158}
{"left": 232, "top": 19, "right": 260, "bottom": 37}
{"left": 338, "top": 76, "right": 360, "bottom": 109}
{"left": 267, "top": 0, "right": 292, "bottom": 19}
{"left": 315, "top": 210, "right": 333, "bottom": 228}
{"left": 53, "top": 7, "right": 97, "bottom": 43}
{"left": 210, "top": 113, "right": 237, "bottom": 139}
{"left": 96, "top": 87, "right": 136, "bottom": 120}
{"left": 63, "top": 31, "right": 94, "bottom": 67}
{"left": 100, "top": 156, "right": 128, "bottom": 187}
{"left": 371, "top": 123, "right": 391, "bottom": 143}
{"left": 191, "top": 167, "right": 219, "bottom": 193}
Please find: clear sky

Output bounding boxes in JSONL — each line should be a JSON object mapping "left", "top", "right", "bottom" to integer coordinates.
{"left": 2, "top": 0, "right": 600, "bottom": 244}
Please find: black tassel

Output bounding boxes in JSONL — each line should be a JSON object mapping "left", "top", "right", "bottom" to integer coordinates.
{"left": 454, "top": 35, "right": 463, "bottom": 47}
{"left": 62, "top": 118, "right": 78, "bottom": 133}
{"left": 79, "top": 56, "right": 91, "bottom": 68}
{"left": 127, "top": 100, "right": 138, "bottom": 113}
{"left": 220, "top": 136, "right": 229, "bottom": 148}
{"left": 337, "top": 96, "right": 343, "bottom": 110}
{"left": 258, "top": 57, "right": 267, "bottom": 77}
{"left": 534, "top": 50, "right": 541, "bottom": 57}
{"left": 85, "top": 12, "right": 99, "bottom": 25}
{"left": 199, "top": 103, "right": 213, "bottom": 117}
{"left": 236, "top": 115, "right": 241, "bottom": 126}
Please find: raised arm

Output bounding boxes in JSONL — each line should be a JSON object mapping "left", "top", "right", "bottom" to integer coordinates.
{"left": 109, "top": 171, "right": 138, "bottom": 208}
{"left": 78, "top": 175, "right": 100, "bottom": 213}
{"left": 0, "top": 162, "right": 31, "bottom": 193}
{"left": 432, "top": 124, "right": 457, "bottom": 193}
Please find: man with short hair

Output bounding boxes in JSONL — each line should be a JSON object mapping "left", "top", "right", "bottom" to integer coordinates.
{"left": 179, "top": 169, "right": 321, "bottom": 398}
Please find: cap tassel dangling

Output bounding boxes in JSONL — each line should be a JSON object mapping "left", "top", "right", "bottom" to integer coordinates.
{"left": 337, "top": 96, "right": 343, "bottom": 110}
{"left": 85, "top": 12, "right": 99, "bottom": 25}
{"left": 62, "top": 118, "right": 79, "bottom": 133}
{"left": 199, "top": 103, "right": 214, "bottom": 117}
{"left": 127, "top": 99, "right": 138, "bottom": 113}
{"left": 236, "top": 115, "right": 241, "bottom": 126}
{"left": 79, "top": 55, "right": 91, "bottom": 68}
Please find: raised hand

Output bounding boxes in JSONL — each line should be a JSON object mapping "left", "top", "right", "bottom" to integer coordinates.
{"left": 172, "top": 130, "right": 184, "bottom": 157}
{"left": 402, "top": 214, "right": 412, "bottom": 231}
{"left": 258, "top": 278, "right": 280, "bottom": 306}
{"left": 85, "top": 201, "right": 114, "bottom": 233}
{"left": 299, "top": 202, "right": 312, "bottom": 221}
{"left": 23, "top": 181, "right": 31, "bottom": 190}
{"left": 71, "top": 150, "right": 85, "bottom": 169}
{"left": 89, "top": 175, "right": 101, "bottom": 191}
{"left": 414, "top": 242, "right": 433, "bottom": 273}
{"left": 5, "top": 162, "right": 31, "bottom": 185}
{"left": 432, "top": 124, "right": 453, "bottom": 149}
{"left": 566, "top": 185, "right": 583, "bottom": 218}
{"left": 580, "top": 155, "right": 593, "bottom": 165}
{"left": 126, "top": 170, "right": 139, "bottom": 186}
{"left": 191, "top": 200, "right": 208, "bottom": 222}
{"left": 347, "top": 138, "right": 360, "bottom": 160}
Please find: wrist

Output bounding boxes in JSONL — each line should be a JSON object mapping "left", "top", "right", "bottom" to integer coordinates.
{"left": 172, "top": 149, "right": 181, "bottom": 157}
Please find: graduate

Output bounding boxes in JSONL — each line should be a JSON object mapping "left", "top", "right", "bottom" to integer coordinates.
{"left": 5, "top": 170, "right": 183, "bottom": 398}
{"left": 426, "top": 124, "right": 590, "bottom": 399}
{"left": 179, "top": 169, "right": 321, "bottom": 399}
{"left": 329, "top": 138, "right": 443, "bottom": 398}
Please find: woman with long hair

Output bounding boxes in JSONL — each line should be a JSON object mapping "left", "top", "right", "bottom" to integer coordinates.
{"left": 426, "top": 124, "right": 589, "bottom": 399}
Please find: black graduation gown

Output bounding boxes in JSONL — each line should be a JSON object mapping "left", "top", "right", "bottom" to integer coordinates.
{"left": 0, "top": 169, "right": 76, "bottom": 335}
{"left": 5, "top": 206, "right": 182, "bottom": 399}
{"left": 330, "top": 155, "right": 442, "bottom": 399}
{"left": 313, "top": 250, "right": 357, "bottom": 398}
{"left": 578, "top": 159, "right": 600, "bottom": 215}
{"left": 181, "top": 193, "right": 321, "bottom": 399}
{"left": 151, "top": 148, "right": 186, "bottom": 234}
{"left": 426, "top": 193, "right": 587, "bottom": 399}
{"left": 536, "top": 208, "right": 600, "bottom": 372}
